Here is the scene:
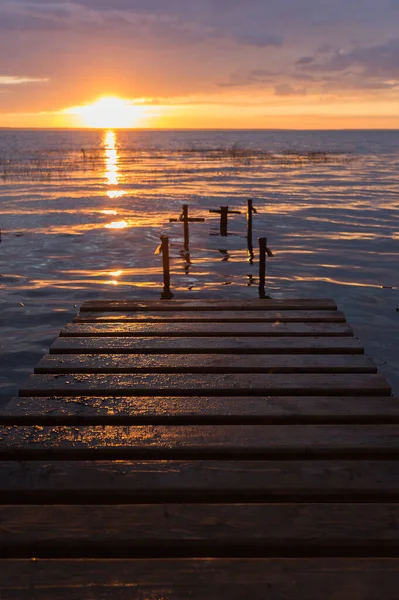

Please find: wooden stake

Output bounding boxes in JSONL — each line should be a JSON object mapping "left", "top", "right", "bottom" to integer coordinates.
{"left": 169, "top": 205, "right": 204, "bottom": 252}
{"left": 209, "top": 206, "right": 241, "bottom": 237}
{"left": 182, "top": 204, "right": 189, "bottom": 251}
{"left": 220, "top": 206, "right": 228, "bottom": 236}
{"left": 160, "top": 235, "right": 173, "bottom": 299}
{"left": 259, "top": 237, "right": 267, "bottom": 299}
{"left": 247, "top": 199, "right": 257, "bottom": 262}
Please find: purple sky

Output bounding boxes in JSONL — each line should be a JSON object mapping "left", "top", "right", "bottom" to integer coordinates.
{"left": 1, "top": 0, "right": 398, "bottom": 127}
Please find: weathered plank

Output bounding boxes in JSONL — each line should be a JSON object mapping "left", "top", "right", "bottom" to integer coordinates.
{"left": 34, "top": 354, "right": 377, "bottom": 375}
{"left": 18, "top": 373, "right": 390, "bottom": 397}
{"left": 2, "top": 460, "right": 399, "bottom": 502}
{"left": 51, "top": 336, "right": 365, "bottom": 355}
{"left": 2, "top": 396, "right": 399, "bottom": 425}
{"left": 80, "top": 299, "right": 338, "bottom": 312}
{"left": 1, "top": 425, "right": 399, "bottom": 459}
{"left": 2, "top": 558, "right": 399, "bottom": 600}
{"left": 1, "top": 504, "right": 399, "bottom": 557}
{"left": 61, "top": 322, "right": 353, "bottom": 337}
{"left": 74, "top": 310, "right": 347, "bottom": 323}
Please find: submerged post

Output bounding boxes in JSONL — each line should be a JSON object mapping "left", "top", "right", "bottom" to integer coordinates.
{"left": 169, "top": 204, "right": 204, "bottom": 252}
{"left": 258, "top": 237, "right": 267, "bottom": 299}
{"left": 160, "top": 235, "right": 173, "bottom": 299}
{"left": 182, "top": 204, "right": 189, "bottom": 251}
{"left": 220, "top": 206, "right": 228, "bottom": 236}
{"left": 209, "top": 206, "right": 241, "bottom": 237}
{"left": 247, "top": 199, "right": 257, "bottom": 262}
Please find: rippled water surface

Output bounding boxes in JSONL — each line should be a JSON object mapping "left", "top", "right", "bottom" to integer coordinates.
{"left": 1, "top": 129, "right": 398, "bottom": 401}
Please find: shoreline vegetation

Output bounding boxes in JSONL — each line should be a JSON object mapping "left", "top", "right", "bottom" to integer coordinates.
{"left": 1, "top": 145, "right": 350, "bottom": 181}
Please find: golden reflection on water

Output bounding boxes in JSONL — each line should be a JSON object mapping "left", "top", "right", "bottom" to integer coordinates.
{"left": 104, "top": 131, "right": 127, "bottom": 199}
{"left": 105, "top": 220, "right": 128, "bottom": 229}
{"left": 107, "top": 190, "right": 127, "bottom": 199}
{"left": 104, "top": 131, "right": 118, "bottom": 186}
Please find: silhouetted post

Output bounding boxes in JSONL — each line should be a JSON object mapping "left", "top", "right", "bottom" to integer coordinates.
{"left": 247, "top": 199, "right": 257, "bottom": 262}
{"left": 220, "top": 206, "right": 228, "bottom": 236}
{"left": 170, "top": 204, "right": 204, "bottom": 252}
{"left": 258, "top": 237, "right": 274, "bottom": 299}
{"left": 209, "top": 206, "right": 241, "bottom": 237}
{"left": 183, "top": 204, "right": 189, "bottom": 250}
{"left": 160, "top": 235, "right": 173, "bottom": 299}
{"left": 259, "top": 237, "right": 267, "bottom": 299}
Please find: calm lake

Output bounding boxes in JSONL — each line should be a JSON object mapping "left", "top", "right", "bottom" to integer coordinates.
{"left": 0, "top": 128, "right": 398, "bottom": 401}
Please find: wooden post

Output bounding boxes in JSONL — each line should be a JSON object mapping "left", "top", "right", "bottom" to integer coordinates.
{"left": 247, "top": 199, "right": 253, "bottom": 242}
{"left": 169, "top": 205, "right": 204, "bottom": 253}
{"left": 182, "top": 204, "right": 189, "bottom": 251}
{"left": 259, "top": 237, "right": 267, "bottom": 299}
{"left": 220, "top": 206, "right": 228, "bottom": 236}
{"left": 247, "top": 199, "right": 255, "bottom": 262}
{"left": 160, "top": 235, "right": 173, "bottom": 299}
{"left": 209, "top": 206, "right": 241, "bottom": 237}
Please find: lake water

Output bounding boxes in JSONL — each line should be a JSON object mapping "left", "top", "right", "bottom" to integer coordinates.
{"left": 0, "top": 128, "right": 398, "bottom": 402}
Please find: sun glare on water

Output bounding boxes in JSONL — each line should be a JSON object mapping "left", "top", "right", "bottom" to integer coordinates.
{"left": 64, "top": 96, "right": 148, "bottom": 128}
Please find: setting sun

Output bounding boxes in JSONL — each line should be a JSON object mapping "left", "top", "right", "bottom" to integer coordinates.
{"left": 63, "top": 96, "right": 149, "bottom": 128}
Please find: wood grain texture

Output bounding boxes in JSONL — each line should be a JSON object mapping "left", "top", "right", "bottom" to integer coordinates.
{"left": 74, "top": 310, "right": 347, "bottom": 323}
{"left": 80, "top": 299, "right": 338, "bottom": 312}
{"left": 1, "top": 504, "right": 399, "bottom": 557}
{"left": 50, "top": 336, "right": 365, "bottom": 355}
{"left": 2, "top": 558, "right": 399, "bottom": 600}
{"left": 2, "top": 460, "right": 399, "bottom": 502}
{"left": 34, "top": 354, "right": 377, "bottom": 375}
{"left": 1, "top": 425, "right": 399, "bottom": 459}
{"left": 2, "top": 396, "right": 399, "bottom": 426}
{"left": 1, "top": 296, "right": 396, "bottom": 596}
{"left": 18, "top": 373, "right": 391, "bottom": 397}
{"left": 61, "top": 322, "right": 353, "bottom": 338}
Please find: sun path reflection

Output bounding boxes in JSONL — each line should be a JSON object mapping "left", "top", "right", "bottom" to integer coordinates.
{"left": 103, "top": 130, "right": 127, "bottom": 198}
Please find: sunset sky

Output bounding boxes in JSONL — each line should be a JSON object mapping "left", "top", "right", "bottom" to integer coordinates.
{"left": 0, "top": 0, "right": 398, "bottom": 129}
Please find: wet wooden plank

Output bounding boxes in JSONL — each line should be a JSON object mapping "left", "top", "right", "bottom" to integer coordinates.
{"left": 2, "top": 396, "right": 399, "bottom": 426}
{"left": 2, "top": 558, "right": 399, "bottom": 600}
{"left": 2, "top": 460, "right": 399, "bottom": 502}
{"left": 1, "top": 425, "right": 399, "bottom": 459}
{"left": 1, "top": 504, "right": 399, "bottom": 557}
{"left": 80, "top": 299, "right": 338, "bottom": 312}
{"left": 51, "top": 336, "right": 365, "bottom": 355}
{"left": 18, "top": 373, "right": 390, "bottom": 397}
{"left": 61, "top": 322, "right": 353, "bottom": 337}
{"left": 74, "top": 310, "right": 347, "bottom": 323}
{"left": 35, "top": 354, "right": 377, "bottom": 375}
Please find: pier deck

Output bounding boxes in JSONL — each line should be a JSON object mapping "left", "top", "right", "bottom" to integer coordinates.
{"left": 1, "top": 298, "right": 398, "bottom": 599}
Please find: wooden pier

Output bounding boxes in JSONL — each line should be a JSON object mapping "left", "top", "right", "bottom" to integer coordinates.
{"left": 1, "top": 298, "right": 399, "bottom": 599}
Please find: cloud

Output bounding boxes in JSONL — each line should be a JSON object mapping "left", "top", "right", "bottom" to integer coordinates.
{"left": 295, "top": 38, "right": 399, "bottom": 92}
{"left": 296, "top": 56, "right": 314, "bottom": 65}
{"left": 303, "top": 38, "right": 399, "bottom": 76}
{"left": 0, "top": 76, "right": 48, "bottom": 85}
{"left": 218, "top": 69, "right": 279, "bottom": 88}
{"left": 274, "top": 83, "right": 307, "bottom": 96}
{"left": 1, "top": 0, "right": 399, "bottom": 114}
